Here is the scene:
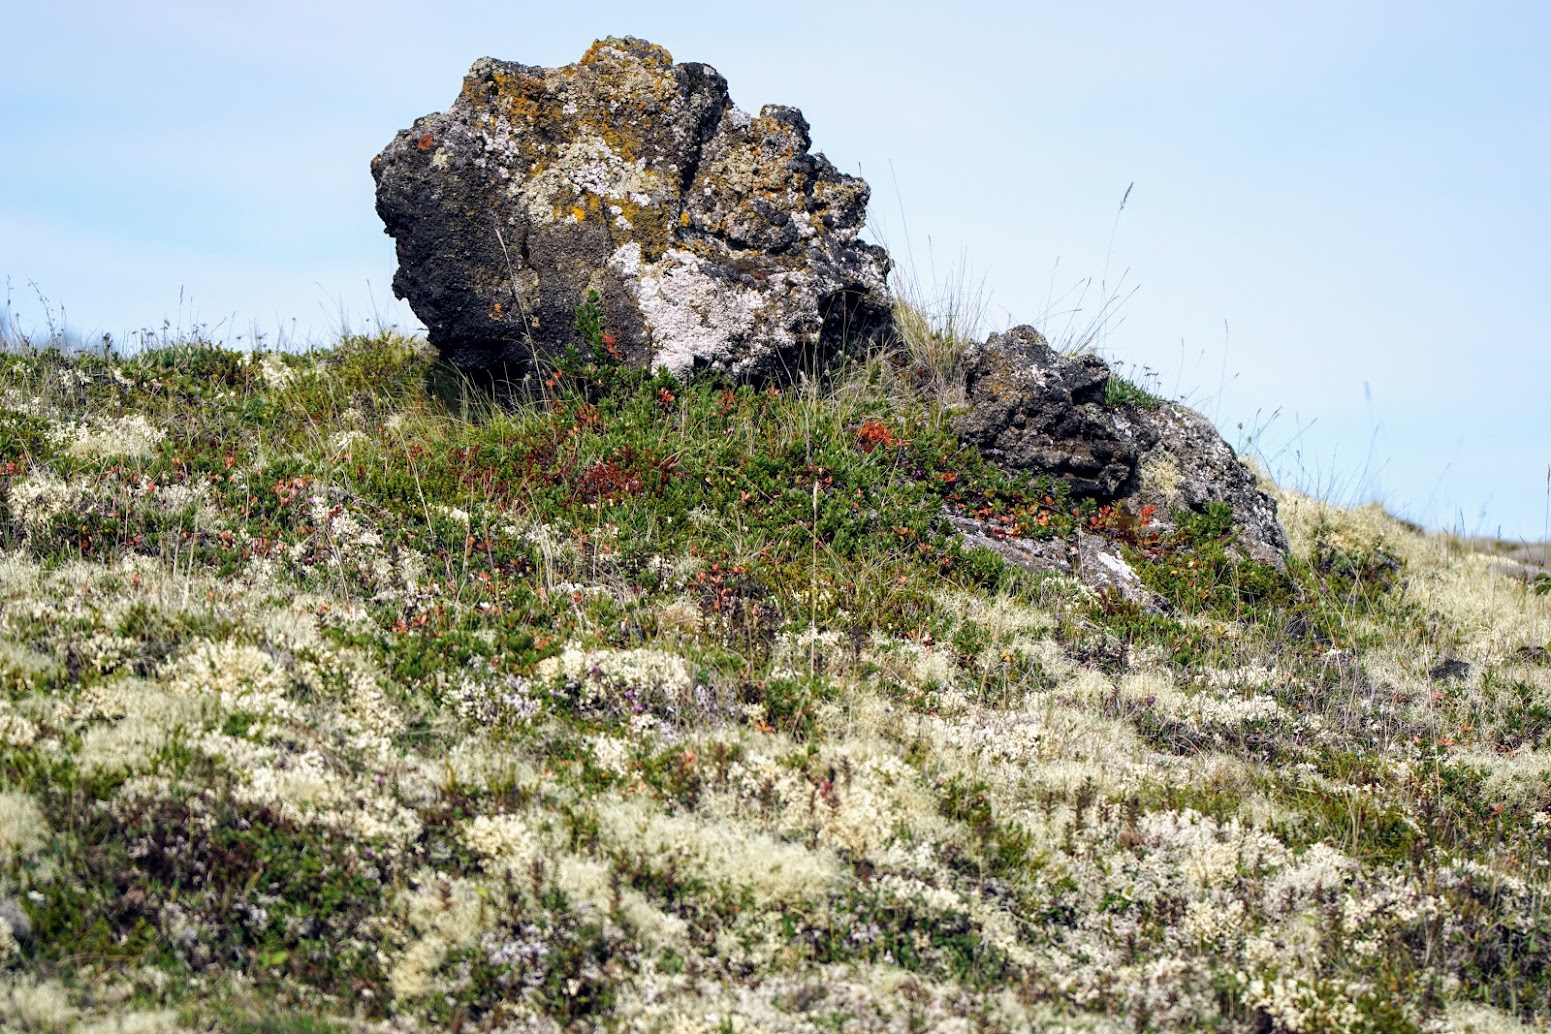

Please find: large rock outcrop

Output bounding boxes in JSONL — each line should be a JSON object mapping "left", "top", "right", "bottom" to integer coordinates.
{"left": 372, "top": 37, "right": 891, "bottom": 378}
{"left": 952, "top": 325, "right": 1289, "bottom": 576}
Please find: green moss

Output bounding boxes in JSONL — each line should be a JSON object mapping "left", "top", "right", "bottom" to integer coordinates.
{"left": 1127, "top": 502, "right": 1298, "bottom": 619}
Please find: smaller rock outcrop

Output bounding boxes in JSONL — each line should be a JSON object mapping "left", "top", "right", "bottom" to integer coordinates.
{"left": 952, "top": 327, "right": 1139, "bottom": 499}
{"left": 951, "top": 325, "right": 1289, "bottom": 577}
{"left": 0, "top": 898, "right": 30, "bottom": 945}
{"left": 373, "top": 37, "right": 891, "bottom": 380}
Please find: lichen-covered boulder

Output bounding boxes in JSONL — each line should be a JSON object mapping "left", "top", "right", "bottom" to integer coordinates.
{"left": 951, "top": 325, "right": 1289, "bottom": 567}
{"left": 1128, "top": 403, "right": 1290, "bottom": 566}
{"left": 372, "top": 37, "right": 891, "bottom": 378}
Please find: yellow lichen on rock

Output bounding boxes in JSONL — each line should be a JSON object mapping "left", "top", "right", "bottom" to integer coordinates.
{"left": 579, "top": 36, "right": 675, "bottom": 69}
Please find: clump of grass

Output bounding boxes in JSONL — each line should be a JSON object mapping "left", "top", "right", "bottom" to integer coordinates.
{"left": 1104, "top": 371, "right": 1165, "bottom": 408}
{"left": 880, "top": 249, "right": 988, "bottom": 411}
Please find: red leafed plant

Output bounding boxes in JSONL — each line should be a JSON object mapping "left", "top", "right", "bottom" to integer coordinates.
{"left": 1087, "top": 502, "right": 1158, "bottom": 543}
{"left": 855, "top": 420, "right": 903, "bottom": 453}
{"left": 576, "top": 460, "right": 642, "bottom": 503}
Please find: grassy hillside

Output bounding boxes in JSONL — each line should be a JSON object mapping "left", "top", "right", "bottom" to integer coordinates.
{"left": 0, "top": 316, "right": 1548, "bottom": 1032}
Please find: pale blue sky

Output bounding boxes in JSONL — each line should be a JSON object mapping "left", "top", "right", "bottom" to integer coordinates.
{"left": 3, "top": 1, "right": 1547, "bottom": 538}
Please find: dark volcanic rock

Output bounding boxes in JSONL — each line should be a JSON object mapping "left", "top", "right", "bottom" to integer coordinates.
{"left": 952, "top": 325, "right": 1289, "bottom": 566}
{"left": 952, "top": 327, "right": 1139, "bottom": 498}
{"left": 1428, "top": 657, "right": 1471, "bottom": 681}
{"left": 373, "top": 37, "right": 891, "bottom": 378}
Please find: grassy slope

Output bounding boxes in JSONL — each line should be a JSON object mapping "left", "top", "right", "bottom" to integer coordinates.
{"left": 0, "top": 324, "right": 1548, "bottom": 1033}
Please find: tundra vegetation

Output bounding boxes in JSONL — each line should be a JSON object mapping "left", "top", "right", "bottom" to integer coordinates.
{"left": 0, "top": 300, "right": 1548, "bottom": 1033}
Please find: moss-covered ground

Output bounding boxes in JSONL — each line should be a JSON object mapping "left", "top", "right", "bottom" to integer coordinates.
{"left": 0, "top": 314, "right": 1548, "bottom": 1032}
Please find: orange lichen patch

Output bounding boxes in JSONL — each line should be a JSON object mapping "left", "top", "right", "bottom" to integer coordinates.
{"left": 415, "top": 133, "right": 435, "bottom": 152}
{"left": 550, "top": 195, "right": 607, "bottom": 225}
{"left": 578, "top": 39, "right": 611, "bottom": 65}
{"left": 573, "top": 116, "right": 643, "bottom": 166}
{"left": 561, "top": 46, "right": 685, "bottom": 168}
{"left": 579, "top": 37, "right": 674, "bottom": 69}
{"left": 567, "top": 73, "right": 677, "bottom": 165}
{"left": 487, "top": 70, "right": 548, "bottom": 123}
{"left": 607, "top": 197, "right": 673, "bottom": 261}
{"left": 458, "top": 41, "right": 692, "bottom": 178}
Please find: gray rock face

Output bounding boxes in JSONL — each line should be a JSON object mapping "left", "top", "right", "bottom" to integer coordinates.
{"left": 952, "top": 325, "right": 1289, "bottom": 566}
{"left": 0, "top": 898, "right": 30, "bottom": 944}
{"left": 1075, "top": 532, "right": 1166, "bottom": 608}
{"left": 950, "top": 513, "right": 1169, "bottom": 612}
{"left": 373, "top": 37, "right": 891, "bottom": 378}
{"left": 1128, "top": 402, "right": 1290, "bottom": 566}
